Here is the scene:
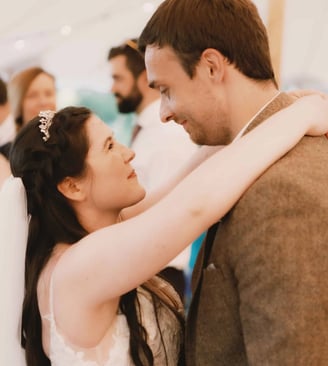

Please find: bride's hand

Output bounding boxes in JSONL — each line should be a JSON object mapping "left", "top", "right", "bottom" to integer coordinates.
{"left": 287, "top": 94, "right": 328, "bottom": 137}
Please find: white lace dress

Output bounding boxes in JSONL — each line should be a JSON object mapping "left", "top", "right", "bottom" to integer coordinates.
{"left": 45, "top": 278, "right": 184, "bottom": 366}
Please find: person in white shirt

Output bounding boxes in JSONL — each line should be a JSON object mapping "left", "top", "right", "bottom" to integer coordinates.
{"left": 108, "top": 38, "right": 199, "bottom": 302}
{"left": 0, "top": 78, "right": 14, "bottom": 187}
{"left": 0, "top": 78, "right": 15, "bottom": 151}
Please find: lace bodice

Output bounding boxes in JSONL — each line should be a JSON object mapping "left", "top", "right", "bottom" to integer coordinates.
{"left": 45, "top": 277, "right": 183, "bottom": 366}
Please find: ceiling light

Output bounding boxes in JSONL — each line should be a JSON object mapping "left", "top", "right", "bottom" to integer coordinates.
{"left": 143, "top": 2, "right": 155, "bottom": 13}
{"left": 60, "top": 25, "right": 72, "bottom": 36}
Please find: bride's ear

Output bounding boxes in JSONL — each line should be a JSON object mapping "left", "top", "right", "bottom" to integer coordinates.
{"left": 57, "top": 177, "right": 85, "bottom": 201}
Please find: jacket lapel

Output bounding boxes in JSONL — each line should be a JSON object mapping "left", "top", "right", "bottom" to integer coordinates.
{"left": 191, "top": 222, "right": 220, "bottom": 293}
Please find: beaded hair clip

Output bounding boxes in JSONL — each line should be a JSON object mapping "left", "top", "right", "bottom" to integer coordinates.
{"left": 38, "top": 110, "right": 55, "bottom": 142}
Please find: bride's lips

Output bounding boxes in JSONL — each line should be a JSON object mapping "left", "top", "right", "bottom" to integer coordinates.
{"left": 127, "top": 170, "right": 137, "bottom": 179}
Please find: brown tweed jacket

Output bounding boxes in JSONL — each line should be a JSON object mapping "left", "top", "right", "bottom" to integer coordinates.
{"left": 185, "top": 92, "right": 328, "bottom": 365}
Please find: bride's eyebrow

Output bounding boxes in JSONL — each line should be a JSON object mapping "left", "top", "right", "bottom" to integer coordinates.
{"left": 102, "top": 136, "right": 113, "bottom": 149}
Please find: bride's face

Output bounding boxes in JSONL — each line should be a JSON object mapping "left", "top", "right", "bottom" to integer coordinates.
{"left": 82, "top": 115, "right": 146, "bottom": 214}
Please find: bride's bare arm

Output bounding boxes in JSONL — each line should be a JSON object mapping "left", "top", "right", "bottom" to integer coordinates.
{"left": 58, "top": 94, "right": 328, "bottom": 304}
{"left": 122, "top": 93, "right": 328, "bottom": 219}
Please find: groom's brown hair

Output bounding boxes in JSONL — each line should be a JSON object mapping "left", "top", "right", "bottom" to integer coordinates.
{"left": 139, "top": 0, "right": 277, "bottom": 86}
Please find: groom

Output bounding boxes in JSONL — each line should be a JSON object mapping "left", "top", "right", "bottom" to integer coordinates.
{"left": 139, "top": 0, "right": 328, "bottom": 365}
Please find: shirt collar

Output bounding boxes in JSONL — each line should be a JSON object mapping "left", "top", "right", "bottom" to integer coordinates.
{"left": 233, "top": 91, "right": 281, "bottom": 142}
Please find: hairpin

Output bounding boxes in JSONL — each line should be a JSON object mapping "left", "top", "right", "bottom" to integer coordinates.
{"left": 125, "top": 39, "right": 138, "bottom": 51}
{"left": 38, "top": 110, "right": 55, "bottom": 142}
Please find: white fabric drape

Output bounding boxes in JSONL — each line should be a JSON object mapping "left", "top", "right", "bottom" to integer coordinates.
{"left": 0, "top": 176, "right": 28, "bottom": 365}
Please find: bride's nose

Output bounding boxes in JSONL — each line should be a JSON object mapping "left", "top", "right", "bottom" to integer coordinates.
{"left": 120, "top": 144, "right": 135, "bottom": 163}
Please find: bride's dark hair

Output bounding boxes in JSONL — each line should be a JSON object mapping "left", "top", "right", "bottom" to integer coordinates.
{"left": 10, "top": 106, "right": 184, "bottom": 366}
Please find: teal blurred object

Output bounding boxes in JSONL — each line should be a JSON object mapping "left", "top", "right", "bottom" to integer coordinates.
{"left": 189, "top": 231, "right": 206, "bottom": 270}
{"left": 76, "top": 89, "right": 117, "bottom": 122}
{"left": 184, "top": 231, "right": 206, "bottom": 312}
{"left": 75, "top": 89, "right": 135, "bottom": 145}
{"left": 110, "top": 114, "right": 135, "bottom": 146}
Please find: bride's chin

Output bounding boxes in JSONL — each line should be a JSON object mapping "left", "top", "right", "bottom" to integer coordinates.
{"left": 138, "top": 187, "right": 147, "bottom": 201}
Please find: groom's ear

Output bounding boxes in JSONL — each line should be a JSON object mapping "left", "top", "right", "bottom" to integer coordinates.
{"left": 201, "top": 48, "right": 226, "bottom": 82}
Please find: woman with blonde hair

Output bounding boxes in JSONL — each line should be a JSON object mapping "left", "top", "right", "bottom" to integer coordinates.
{"left": 0, "top": 67, "right": 56, "bottom": 187}
{"left": 8, "top": 66, "right": 56, "bottom": 131}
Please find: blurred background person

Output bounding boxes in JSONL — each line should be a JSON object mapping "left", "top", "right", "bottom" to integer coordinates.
{"left": 8, "top": 66, "right": 57, "bottom": 134}
{"left": 0, "top": 78, "right": 13, "bottom": 187}
{"left": 0, "top": 66, "right": 56, "bottom": 159}
{"left": 0, "top": 78, "right": 15, "bottom": 149}
{"left": 0, "top": 67, "right": 57, "bottom": 187}
{"left": 108, "top": 38, "right": 198, "bottom": 303}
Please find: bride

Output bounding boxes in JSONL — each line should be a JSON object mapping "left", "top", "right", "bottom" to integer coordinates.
{"left": 1, "top": 95, "right": 328, "bottom": 365}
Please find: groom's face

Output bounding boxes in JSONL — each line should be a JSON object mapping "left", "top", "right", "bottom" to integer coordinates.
{"left": 145, "top": 45, "right": 232, "bottom": 145}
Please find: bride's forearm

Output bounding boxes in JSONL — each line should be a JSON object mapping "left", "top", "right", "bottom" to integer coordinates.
{"left": 168, "top": 95, "right": 328, "bottom": 225}
{"left": 122, "top": 94, "right": 328, "bottom": 220}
